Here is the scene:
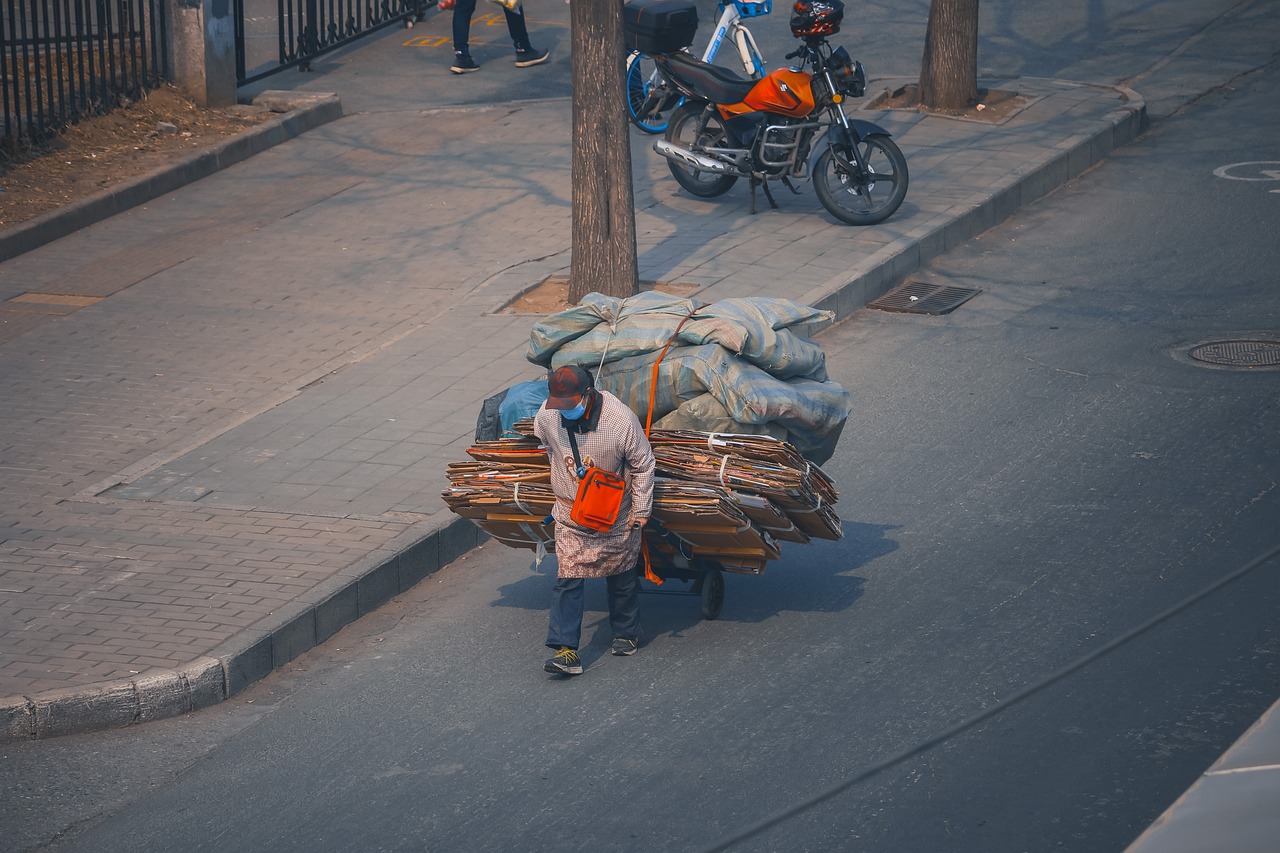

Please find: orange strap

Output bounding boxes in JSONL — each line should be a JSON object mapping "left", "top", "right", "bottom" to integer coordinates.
{"left": 640, "top": 537, "right": 660, "bottom": 585}
{"left": 640, "top": 307, "right": 700, "bottom": 585}
{"left": 645, "top": 308, "right": 701, "bottom": 436}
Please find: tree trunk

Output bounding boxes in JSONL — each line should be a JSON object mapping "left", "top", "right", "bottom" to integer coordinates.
{"left": 918, "top": 0, "right": 979, "bottom": 112}
{"left": 569, "top": 0, "right": 639, "bottom": 303}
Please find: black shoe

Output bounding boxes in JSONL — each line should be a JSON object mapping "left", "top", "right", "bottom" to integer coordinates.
{"left": 514, "top": 48, "right": 549, "bottom": 68}
{"left": 610, "top": 638, "right": 638, "bottom": 656}
{"left": 450, "top": 54, "right": 480, "bottom": 74}
{"left": 544, "top": 647, "right": 583, "bottom": 675}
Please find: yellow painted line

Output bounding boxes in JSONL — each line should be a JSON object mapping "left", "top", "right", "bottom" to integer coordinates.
{"left": 404, "top": 35, "right": 451, "bottom": 46}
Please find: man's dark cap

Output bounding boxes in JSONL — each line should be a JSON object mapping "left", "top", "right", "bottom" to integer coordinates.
{"left": 546, "top": 365, "right": 594, "bottom": 410}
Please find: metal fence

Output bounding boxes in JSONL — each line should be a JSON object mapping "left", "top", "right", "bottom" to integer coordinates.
{"left": 236, "top": 0, "right": 429, "bottom": 85}
{"left": 1, "top": 0, "right": 168, "bottom": 157}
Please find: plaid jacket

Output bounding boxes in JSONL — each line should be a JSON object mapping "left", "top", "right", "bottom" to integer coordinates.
{"left": 534, "top": 390, "right": 655, "bottom": 536}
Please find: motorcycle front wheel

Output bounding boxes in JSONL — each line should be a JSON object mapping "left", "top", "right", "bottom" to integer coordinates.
{"left": 626, "top": 52, "right": 682, "bottom": 134}
{"left": 813, "top": 134, "right": 909, "bottom": 226}
{"left": 664, "top": 104, "right": 739, "bottom": 198}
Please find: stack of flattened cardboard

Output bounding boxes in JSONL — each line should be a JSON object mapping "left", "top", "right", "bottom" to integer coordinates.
{"left": 441, "top": 425, "right": 841, "bottom": 574}
{"left": 441, "top": 438, "right": 556, "bottom": 551}
{"left": 648, "top": 480, "right": 781, "bottom": 574}
{"left": 648, "top": 430, "right": 841, "bottom": 542}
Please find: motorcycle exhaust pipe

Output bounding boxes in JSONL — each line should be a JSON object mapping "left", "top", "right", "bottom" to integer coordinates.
{"left": 653, "top": 140, "right": 738, "bottom": 174}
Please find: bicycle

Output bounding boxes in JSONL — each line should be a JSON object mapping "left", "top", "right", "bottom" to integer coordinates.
{"left": 625, "top": 0, "right": 772, "bottom": 134}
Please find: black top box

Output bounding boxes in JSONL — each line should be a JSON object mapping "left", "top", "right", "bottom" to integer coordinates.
{"left": 623, "top": 0, "right": 699, "bottom": 55}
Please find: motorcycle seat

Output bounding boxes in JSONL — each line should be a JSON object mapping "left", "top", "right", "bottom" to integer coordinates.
{"left": 657, "top": 52, "right": 758, "bottom": 106}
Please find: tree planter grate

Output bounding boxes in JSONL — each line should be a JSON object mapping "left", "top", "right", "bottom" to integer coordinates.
{"left": 868, "top": 281, "right": 981, "bottom": 315}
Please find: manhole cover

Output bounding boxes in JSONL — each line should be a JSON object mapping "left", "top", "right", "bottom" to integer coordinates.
{"left": 868, "top": 281, "right": 981, "bottom": 315}
{"left": 1188, "top": 340, "right": 1280, "bottom": 368}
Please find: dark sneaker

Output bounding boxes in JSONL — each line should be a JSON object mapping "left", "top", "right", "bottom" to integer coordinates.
{"left": 611, "top": 638, "right": 638, "bottom": 656}
{"left": 514, "top": 48, "right": 549, "bottom": 68}
{"left": 544, "top": 647, "right": 583, "bottom": 675}
{"left": 450, "top": 54, "right": 480, "bottom": 74}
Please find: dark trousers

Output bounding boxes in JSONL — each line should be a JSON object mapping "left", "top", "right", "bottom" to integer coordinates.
{"left": 452, "top": 0, "right": 532, "bottom": 54}
{"left": 546, "top": 569, "right": 641, "bottom": 651}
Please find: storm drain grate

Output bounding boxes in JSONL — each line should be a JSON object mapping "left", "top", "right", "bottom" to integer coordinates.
{"left": 868, "top": 281, "right": 981, "bottom": 315}
{"left": 1188, "top": 340, "right": 1280, "bottom": 368}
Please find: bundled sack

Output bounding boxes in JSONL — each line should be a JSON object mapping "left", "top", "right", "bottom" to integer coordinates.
{"left": 474, "top": 380, "right": 549, "bottom": 442}
{"left": 528, "top": 291, "right": 831, "bottom": 381}
{"left": 526, "top": 292, "right": 850, "bottom": 463}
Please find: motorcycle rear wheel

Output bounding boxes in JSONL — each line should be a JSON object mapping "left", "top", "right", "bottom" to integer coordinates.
{"left": 813, "top": 134, "right": 909, "bottom": 226}
{"left": 665, "top": 104, "right": 739, "bottom": 198}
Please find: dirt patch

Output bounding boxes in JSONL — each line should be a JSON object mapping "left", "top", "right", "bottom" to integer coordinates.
{"left": 500, "top": 275, "right": 702, "bottom": 315}
{"left": 867, "top": 84, "right": 1029, "bottom": 124}
{"left": 0, "top": 85, "right": 274, "bottom": 230}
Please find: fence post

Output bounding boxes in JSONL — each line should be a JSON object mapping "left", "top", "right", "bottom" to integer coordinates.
{"left": 166, "top": 0, "right": 236, "bottom": 106}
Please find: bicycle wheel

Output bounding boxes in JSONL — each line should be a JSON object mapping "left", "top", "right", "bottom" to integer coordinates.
{"left": 813, "top": 134, "right": 909, "bottom": 226}
{"left": 664, "top": 103, "right": 739, "bottom": 198}
{"left": 626, "top": 52, "right": 682, "bottom": 134}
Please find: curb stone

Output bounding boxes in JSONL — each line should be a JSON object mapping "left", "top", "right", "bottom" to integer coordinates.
{"left": 0, "top": 91, "right": 343, "bottom": 263}
{"left": 0, "top": 516, "right": 482, "bottom": 743}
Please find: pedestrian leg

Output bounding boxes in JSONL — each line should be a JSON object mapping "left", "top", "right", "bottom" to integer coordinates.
{"left": 449, "top": 0, "right": 481, "bottom": 72}
{"left": 451, "top": 0, "right": 477, "bottom": 52}
{"left": 546, "top": 576, "right": 584, "bottom": 651}
{"left": 503, "top": 4, "right": 548, "bottom": 66}
{"left": 605, "top": 567, "right": 641, "bottom": 654}
{"left": 501, "top": 3, "right": 532, "bottom": 51}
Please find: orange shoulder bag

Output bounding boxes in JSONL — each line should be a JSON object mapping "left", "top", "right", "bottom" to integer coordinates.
{"left": 566, "top": 429, "right": 626, "bottom": 532}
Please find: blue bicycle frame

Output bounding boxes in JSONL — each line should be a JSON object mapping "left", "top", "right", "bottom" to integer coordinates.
{"left": 626, "top": 0, "right": 771, "bottom": 134}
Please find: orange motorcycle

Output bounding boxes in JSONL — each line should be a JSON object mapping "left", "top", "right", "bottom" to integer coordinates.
{"left": 645, "top": 0, "right": 908, "bottom": 226}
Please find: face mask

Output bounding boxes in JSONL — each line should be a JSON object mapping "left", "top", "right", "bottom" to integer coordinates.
{"left": 561, "top": 399, "right": 586, "bottom": 420}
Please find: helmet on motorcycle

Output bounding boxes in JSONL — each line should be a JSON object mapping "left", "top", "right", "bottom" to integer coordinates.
{"left": 790, "top": 0, "right": 844, "bottom": 38}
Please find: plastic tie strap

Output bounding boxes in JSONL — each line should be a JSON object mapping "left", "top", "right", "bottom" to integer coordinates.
{"left": 513, "top": 482, "right": 533, "bottom": 516}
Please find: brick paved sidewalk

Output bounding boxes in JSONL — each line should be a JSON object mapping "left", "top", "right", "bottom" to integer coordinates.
{"left": 0, "top": 75, "right": 1143, "bottom": 741}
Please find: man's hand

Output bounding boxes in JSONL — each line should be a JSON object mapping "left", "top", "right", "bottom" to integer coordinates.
{"left": 632, "top": 516, "right": 649, "bottom": 529}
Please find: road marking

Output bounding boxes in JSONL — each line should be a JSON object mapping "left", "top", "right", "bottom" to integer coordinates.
{"left": 1212, "top": 161, "right": 1280, "bottom": 181}
{"left": 1207, "top": 763, "right": 1280, "bottom": 776}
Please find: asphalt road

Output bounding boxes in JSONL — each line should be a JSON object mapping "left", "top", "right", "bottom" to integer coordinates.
{"left": 4, "top": 21, "right": 1278, "bottom": 853}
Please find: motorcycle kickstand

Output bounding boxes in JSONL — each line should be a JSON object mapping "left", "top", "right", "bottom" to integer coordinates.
{"left": 749, "top": 177, "right": 779, "bottom": 214}
{"left": 781, "top": 176, "right": 804, "bottom": 196}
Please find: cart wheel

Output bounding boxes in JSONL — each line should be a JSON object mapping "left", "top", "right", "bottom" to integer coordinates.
{"left": 700, "top": 567, "right": 724, "bottom": 620}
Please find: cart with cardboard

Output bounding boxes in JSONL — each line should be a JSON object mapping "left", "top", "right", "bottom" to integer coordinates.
{"left": 442, "top": 293, "right": 847, "bottom": 619}
{"left": 443, "top": 429, "right": 840, "bottom": 619}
